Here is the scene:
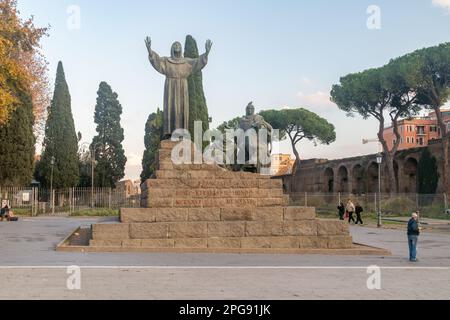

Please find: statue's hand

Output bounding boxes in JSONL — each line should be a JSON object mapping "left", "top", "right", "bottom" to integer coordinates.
{"left": 205, "top": 39, "right": 213, "bottom": 55}
{"left": 145, "top": 36, "right": 152, "bottom": 53}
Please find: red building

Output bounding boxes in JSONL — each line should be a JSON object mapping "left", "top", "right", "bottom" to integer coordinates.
{"left": 384, "top": 109, "right": 450, "bottom": 151}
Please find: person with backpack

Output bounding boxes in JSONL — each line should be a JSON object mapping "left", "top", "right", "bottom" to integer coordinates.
{"left": 355, "top": 203, "right": 364, "bottom": 225}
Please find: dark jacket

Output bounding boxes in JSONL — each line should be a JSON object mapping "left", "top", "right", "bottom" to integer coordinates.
{"left": 407, "top": 218, "right": 420, "bottom": 236}
{"left": 355, "top": 205, "right": 363, "bottom": 215}
{"left": 337, "top": 205, "right": 345, "bottom": 215}
{"left": 0, "top": 207, "right": 6, "bottom": 216}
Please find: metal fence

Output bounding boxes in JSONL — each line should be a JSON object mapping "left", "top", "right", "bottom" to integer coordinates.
{"left": 1, "top": 186, "right": 448, "bottom": 220}
{"left": 289, "top": 192, "right": 449, "bottom": 220}
{"left": 0, "top": 187, "right": 141, "bottom": 216}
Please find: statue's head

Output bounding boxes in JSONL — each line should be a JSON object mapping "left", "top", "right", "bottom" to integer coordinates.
{"left": 246, "top": 102, "right": 255, "bottom": 116}
{"left": 171, "top": 42, "right": 183, "bottom": 59}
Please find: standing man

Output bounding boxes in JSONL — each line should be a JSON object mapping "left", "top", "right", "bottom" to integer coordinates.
{"left": 407, "top": 212, "right": 421, "bottom": 262}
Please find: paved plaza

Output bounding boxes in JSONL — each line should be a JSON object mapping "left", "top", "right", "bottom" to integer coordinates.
{"left": 0, "top": 217, "right": 449, "bottom": 299}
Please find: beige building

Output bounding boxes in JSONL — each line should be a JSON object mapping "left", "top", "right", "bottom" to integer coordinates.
{"left": 271, "top": 154, "right": 295, "bottom": 176}
{"left": 117, "top": 180, "right": 141, "bottom": 198}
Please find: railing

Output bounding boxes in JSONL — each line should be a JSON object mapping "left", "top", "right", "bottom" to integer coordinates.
{"left": 0, "top": 187, "right": 141, "bottom": 216}
{"left": 1, "top": 186, "right": 448, "bottom": 220}
{"left": 288, "top": 192, "right": 449, "bottom": 220}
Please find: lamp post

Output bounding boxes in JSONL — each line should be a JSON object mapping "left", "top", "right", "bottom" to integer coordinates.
{"left": 50, "top": 156, "right": 55, "bottom": 213}
{"left": 376, "top": 153, "right": 383, "bottom": 228}
{"left": 80, "top": 142, "right": 100, "bottom": 208}
{"left": 90, "top": 145, "right": 95, "bottom": 208}
{"left": 363, "top": 138, "right": 383, "bottom": 228}
{"left": 79, "top": 142, "right": 97, "bottom": 208}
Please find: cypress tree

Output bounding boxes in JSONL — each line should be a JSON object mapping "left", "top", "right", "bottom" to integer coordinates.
{"left": 184, "top": 35, "right": 210, "bottom": 137}
{"left": 140, "top": 109, "right": 163, "bottom": 183}
{"left": 92, "top": 82, "right": 127, "bottom": 188}
{"left": 39, "top": 62, "right": 79, "bottom": 188}
{"left": 418, "top": 148, "right": 439, "bottom": 194}
{"left": 0, "top": 91, "right": 35, "bottom": 186}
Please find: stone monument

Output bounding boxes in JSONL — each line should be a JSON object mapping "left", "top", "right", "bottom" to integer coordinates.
{"left": 145, "top": 36, "right": 212, "bottom": 138}
{"left": 236, "top": 102, "right": 273, "bottom": 173}
{"left": 77, "top": 39, "right": 369, "bottom": 254}
{"left": 87, "top": 139, "right": 355, "bottom": 253}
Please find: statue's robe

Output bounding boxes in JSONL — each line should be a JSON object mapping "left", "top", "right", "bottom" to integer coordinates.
{"left": 148, "top": 49, "right": 208, "bottom": 136}
{"left": 237, "top": 113, "right": 274, "bottom": 171}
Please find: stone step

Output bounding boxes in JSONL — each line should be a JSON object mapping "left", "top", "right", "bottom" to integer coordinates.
{"left": 160, "top": 140, "right": 183, "bottom": 149}
{"left": 158, "top": 145, "right": 200, "bottom": 163}
{"left": 92, "top": 219, "right": 348, "bottom": 240}
{"left": 145, "top": 196, "right": 290, "bottom": 208}
{"left": 147, "top": 188, "right": 284, "bottom": 199}
{"left": 90, "top": 235, "right": 353, "bottom": 250}
{"left": 158, "top": 161, "right": 224, "bottom": 171}
{"left": 142, "top": 178, "right": 283, "bottom": 190}
{"left": 120, "top": 207, "right": 316, "bottom": 223}
{"left": 155, "top": 169, "right": 271, "bottom": 180}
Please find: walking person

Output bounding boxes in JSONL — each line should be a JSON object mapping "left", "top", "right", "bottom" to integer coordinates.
{"left": 355, "top": 203, "right": 364, "bottom": 225}
{"left": 346, "top": 199, "right": 356, "bottom": 224}
{"left": 407, "top": 212, "right": 421, "bottom": 262}
{"left": 337, "top": 202, "right": 345, "bottom": 221}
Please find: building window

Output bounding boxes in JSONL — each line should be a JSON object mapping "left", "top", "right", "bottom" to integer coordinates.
{"left": 418, "top": 138, "right": 424, "bottom": 146}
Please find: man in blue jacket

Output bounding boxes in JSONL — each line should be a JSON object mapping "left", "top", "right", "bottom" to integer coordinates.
{"left": 407, "top": 212, "right": 421, "bottom": 262}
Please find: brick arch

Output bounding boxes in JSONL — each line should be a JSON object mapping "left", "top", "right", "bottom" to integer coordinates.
{"left": 352, "top": 164, "right": 365, "bottom": 194}
{"left": 402, "top": 157, "right": 419, "bottom": 193}
{"left": 366, "top": 161, "right": 379, "bottom": 193}
{"left": 337, "top": 165, "right": 350, "bottom": 193}
{"left": 323, "top": 167, "right": 334, "bottom": 193}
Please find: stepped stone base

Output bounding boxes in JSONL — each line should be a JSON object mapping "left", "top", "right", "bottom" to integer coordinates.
{"left": 85, "top": 140, "right": 359, "bottom": 253}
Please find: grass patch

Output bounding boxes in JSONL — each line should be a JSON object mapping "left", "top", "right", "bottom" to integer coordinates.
{"left": 70, "top": 208, "right": 119, "bottom": 217}
{"left": 8, "top": 208, "right": 31, "bottom": 216}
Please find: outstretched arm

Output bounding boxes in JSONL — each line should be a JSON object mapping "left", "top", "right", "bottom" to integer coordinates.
{"left": 205, "top": 39, "right": 213, "bottom": 56}
{"left": 145, "top": 36, "right": 166, "bottom": 75}
{"left": 190, "top": 39, "right": 213, "bottom": 73}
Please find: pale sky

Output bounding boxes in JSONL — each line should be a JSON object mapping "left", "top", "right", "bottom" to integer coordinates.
{"left": 18, "top": 0, "right": 450, "bottom": 180}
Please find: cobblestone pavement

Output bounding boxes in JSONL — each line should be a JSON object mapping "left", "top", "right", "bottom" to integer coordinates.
{"left": 0, "top": 217, "right": 449, "bottom": 299}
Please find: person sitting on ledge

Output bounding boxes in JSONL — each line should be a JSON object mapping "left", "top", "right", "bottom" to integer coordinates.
{"left": 0, "top": 205, "right": 18, "bottom": 222}
{"left": 6, "top": 208, "right": 17, "bottom": 221}
{"left": 0, "top": 204, "right": 8, "bottom": 222}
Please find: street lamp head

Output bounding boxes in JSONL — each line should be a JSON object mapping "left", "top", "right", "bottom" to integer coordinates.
{"left": 376, "top": 153, "right": 383, "bottom": 164}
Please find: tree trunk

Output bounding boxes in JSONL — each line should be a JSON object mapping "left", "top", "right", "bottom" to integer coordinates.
{"left": 289, "top": 139, "right": 301, "bottom": 193}
{"left": 434, "top": 107, "right": 449, "bottom": 194}
{"left": 442, "top": 137, "right": 449, "bottom": 194}
{"left": 377, "top": 119, "right": 397, "bottom": 195}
